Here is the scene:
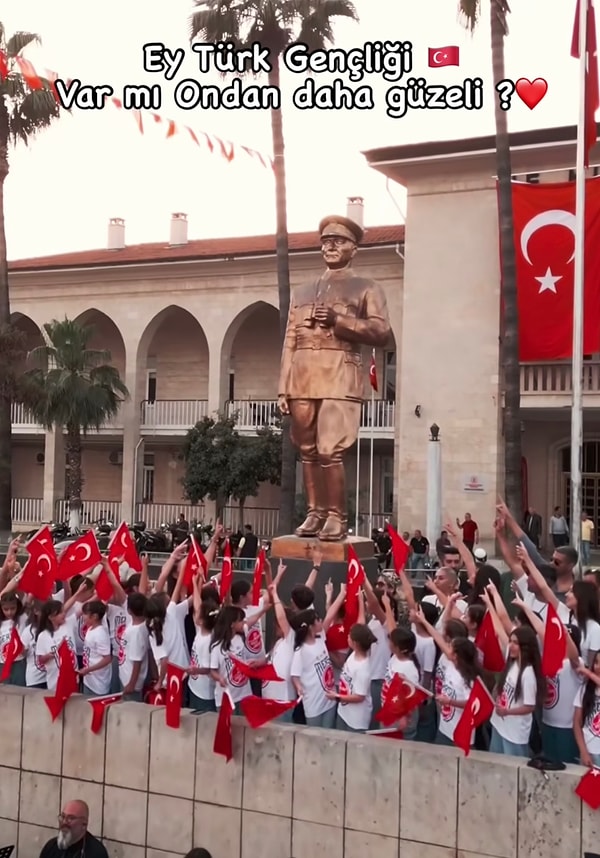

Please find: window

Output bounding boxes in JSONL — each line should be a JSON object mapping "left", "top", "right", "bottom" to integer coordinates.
{"left": 228, "top": 372, "right": 235, "bottom": 401}
{"left": 142, "top": 453, "right": 155, "bottom": 502}
{"left": 384, "top": 351, "right": 396, "bottom": 402}
{"left": 381, "top": 456, "right": 394, "bottom": 513}
{"left": 146, "top": 370, "right": 157, "bottom": 403}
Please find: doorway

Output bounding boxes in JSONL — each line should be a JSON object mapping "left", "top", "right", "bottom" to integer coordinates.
{"left": 561, "top": 442, "right": 600, "bottom": 546}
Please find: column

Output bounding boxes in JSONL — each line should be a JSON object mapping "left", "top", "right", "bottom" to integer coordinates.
{"left": 120, "top": 342, "right": 142, "bottom": 524}
{"left": 42, "top": 430, "right": 65, "bottom": 521}
{"left": 426, "top": 424, "right": 442, "bottom": 550}
{"left": 206, "top": 330, "right": 228, "bottom": 416}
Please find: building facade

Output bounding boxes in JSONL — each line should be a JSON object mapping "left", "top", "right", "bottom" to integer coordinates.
{"left": 364, "top": 123, "right": 600, "bottom": 551}
{"left": 8, "top": 204, "right": 402, "bottom": 536}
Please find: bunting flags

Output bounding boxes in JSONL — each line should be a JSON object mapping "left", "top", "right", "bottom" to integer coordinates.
{"left": 0, "top": 49, "right": 273, "bottom": 170}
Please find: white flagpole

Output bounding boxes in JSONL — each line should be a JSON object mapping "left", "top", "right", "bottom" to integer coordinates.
{"left": 570, "top": 0, "right": 588, "bottom": 568}
{"left": 368, "top": 383, "right": 375, "bottom": 535}
{"left": 355, "top": 434, "right": 361, "bottom": 536}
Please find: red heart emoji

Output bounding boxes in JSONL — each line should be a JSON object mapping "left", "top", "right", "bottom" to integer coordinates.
{"left": 515, "top": 78, "right": 548, "bottom": 110}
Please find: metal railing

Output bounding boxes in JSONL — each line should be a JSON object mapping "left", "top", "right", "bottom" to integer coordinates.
{"left": 11, "top": 403, "right": 41, "bottom": 430}
{"left": 54, "top": 499, "right": 123, "bottom": 524}
{"left": 221, "top": 506, "right": 280, "bottom": 538}
{"left": 140, "top": 400, "right": 209, "bottom": 431}
{"left": 360, "top": 399, "right": 395, "bottom": 432}
{"left": 12, "top": 497, "right": 43, "bottom": 524}
{"left": 135, "top": 502, "right": 206, "bottom": 529}
{"left": 520, "top": 360, "right": 600, "bottom": 394}
{"left": 228, "top": 398, "right": 396, "bottom": 433}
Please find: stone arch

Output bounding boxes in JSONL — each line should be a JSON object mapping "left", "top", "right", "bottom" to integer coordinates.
{"left": 221, "top": 301, "right": 280, "bottom": 402}
{"left": 10, "top": 312, "right": 45, "bottom": 370}
{"left": 73, "top": 308, "right": 127, "bottom": 377}
{"left": 136, "top": 305, "right": 210, "bottom": 403}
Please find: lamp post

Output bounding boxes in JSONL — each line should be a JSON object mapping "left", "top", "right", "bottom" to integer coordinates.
{"left": 426, "top": 424, "right": 442, "bottom": 549}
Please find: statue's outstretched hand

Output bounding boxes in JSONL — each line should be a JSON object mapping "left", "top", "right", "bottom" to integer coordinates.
{"left": 277, "top": 395, "right": 290, "bottom": 416}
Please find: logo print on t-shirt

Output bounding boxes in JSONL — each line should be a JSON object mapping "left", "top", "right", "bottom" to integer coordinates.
{"left": 590, "top": 699, "right": 600, "bottom": 737}
{"left": 339, "top": 673, "right": 351, "bottom": 696}
{"left": 314, "top": 655, "right": 335, "bottom": 692}
{"left": 226, "top": 655, "right": 247, "bottom": 687}
{"left": 496, "top": 689, "right": 509, "bottom": 710}
{"left": 434, "top": 664, "right": 445, "bottom": 696}
{"left": 544, "top": 675, "right": 559, "bottom": 709}
{"left": 245, "top": 627, "right": 262, "bottom": 654}
{"left": 116, "top": 623, "right": 127, "bottom": 666}
{"left": 440, "top": 681, "right": 457, "bottom": 721}
{"left": 78, "top": 617, "right": 88, "bottom": 642}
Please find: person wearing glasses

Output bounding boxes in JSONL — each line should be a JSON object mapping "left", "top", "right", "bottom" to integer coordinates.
{"left": 278, "top": 214, "right": 391, "bottom": 542}
{"left": 39, "top": 801, "right": 108, "bottom": 857}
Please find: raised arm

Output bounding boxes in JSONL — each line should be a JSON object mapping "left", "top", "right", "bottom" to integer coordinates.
{"left": 268, "top": 580, "right": 291, "bottom": 637}
{"left": 304, "top": 546, "right": 322, "bottom": 591}
{"left": 515, "top": 543, "right": 560, "bottom": 610}
{"left": 444, "top": 521, "right": 477, "bottom": 585}
{"left": 323, "top": 585, "right": 346, "bottom": 631}
{"left": 497, "top": 498, "right": 545, "bottom": 569}
{"left": 413, "top": 604, "right": 453, "bottom": 660}
{"left": 155, "top": 543, "right": 188, "bottom": 595}
{"left": 362, "top": 574, "right": 386, "bottom": 623}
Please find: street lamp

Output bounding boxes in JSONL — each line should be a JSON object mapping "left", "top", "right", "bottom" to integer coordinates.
{"left": 430, "top": 423, "right": 440, "bottom": 441}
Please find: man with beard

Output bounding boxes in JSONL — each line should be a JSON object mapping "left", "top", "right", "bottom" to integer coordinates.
{"left": 39, "top": 800, "right": 107, "bottom": 858}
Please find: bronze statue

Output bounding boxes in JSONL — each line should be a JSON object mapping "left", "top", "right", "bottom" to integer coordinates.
{"left": 278, "top": 215, "right": 392, "bottom": 542}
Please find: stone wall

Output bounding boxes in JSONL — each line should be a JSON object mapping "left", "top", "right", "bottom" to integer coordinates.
{"left": 0, "top": 686, "right": 596, "bottom": 858}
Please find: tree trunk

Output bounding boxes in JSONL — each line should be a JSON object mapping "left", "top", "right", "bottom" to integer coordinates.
{"left": 65, "top": 425, "right": 83, "bottom": 532}
{"left": 269, "top": 58, "right": 296, "bottom": 535}
{"left": 0, "top": 113, "right": 12, "bottom": 536}
{"left": 238, "top": 497, "right": 245, "bottom": 530}
{"left": 491, "top": 1, "right": 522, "bottom": 521}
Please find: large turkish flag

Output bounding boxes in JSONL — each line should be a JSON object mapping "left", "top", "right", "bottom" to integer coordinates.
{"left": 511, "top": 178, "right": 600, "bottom": 360}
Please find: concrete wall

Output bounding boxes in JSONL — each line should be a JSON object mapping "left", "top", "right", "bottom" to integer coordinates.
{"left": 0, "top": 686, "right": 595, "bottom": 858}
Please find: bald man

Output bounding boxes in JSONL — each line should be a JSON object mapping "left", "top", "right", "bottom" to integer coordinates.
{"left": 421, "top": 566, "right": 468, "bottom": 630}
{"left": 40, "top": 799, "right": 108, "bottom": 858}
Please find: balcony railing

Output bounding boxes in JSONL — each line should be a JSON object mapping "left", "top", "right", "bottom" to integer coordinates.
{"left": 520, "top": 360, "right": 600, "bottom": 395}
{"left": 140, "top": 400, "right": 209, "bottom": 432}
{"left": 135, "top": 502, "right": 206, "bottom": 529}
{"left": 228, "top": 399, "right": 396, "bottom": 434}
{"left": 54, "top": 499, "right": 123, "bottom": 524}
{"left": 11, "top": 403, "right": 43, "bottom": 433}
{"left": 12, "top": 497, "right": 43, "bottom": 525}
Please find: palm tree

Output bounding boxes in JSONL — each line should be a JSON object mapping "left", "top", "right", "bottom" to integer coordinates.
{"left": 0, "top": 24, "right": 61, "bottom": 535}
{"left": 22, "top": 319, "right": 129, "bottom": 532}
{"left": 459, "top": 0, "right": 522, "bottom": 520}
{"left": 188, "top": 0, "right": 359, "bottom": 535}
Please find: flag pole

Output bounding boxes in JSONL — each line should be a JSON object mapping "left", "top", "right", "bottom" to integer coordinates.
{"left": 368, "top": 383, "right": 375, "bottom": 535}
{"left": 570, "top": 0, "right": 588, "bottom": 569}
{"left": 355, "top": 434, "right": 361, "bottom": 536}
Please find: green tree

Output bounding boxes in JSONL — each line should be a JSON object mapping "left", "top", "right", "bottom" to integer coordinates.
{"left": 0, "top": 25, "right": 61, "bottom": 535}
{"left": 459, "top": 0, "right": 522, "bottom": 519}
{"left": 188, "top": 0, "right": 358, "bottom": 535}
{"left": 22, "top": 319, "right": 129, "bottom": 532}
{"left": 183, "top": 413, "right": 282, "bottom": 526}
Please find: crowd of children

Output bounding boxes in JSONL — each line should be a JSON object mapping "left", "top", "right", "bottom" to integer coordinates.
{"left": 1, "top": 508, "right": 600, "bottom": 768}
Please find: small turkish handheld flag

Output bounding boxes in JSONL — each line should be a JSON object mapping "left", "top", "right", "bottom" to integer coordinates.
{"left": 214, "top": 691, "right": 234, "bottom": 762}
{"left": 108, "top": 521, "right": 142, "bottom": 572}
{"left": 0, "top": 627, "right": 24, "bottom": 681}
{"left": 386, "top": 522, "right": 410, "bottom": 573}
{"left": 57, "top": 530, "right": 103, "bottom": 580}
{"left": 453, "top": 677, "right": 495, "bottom": 756}
{"left": 576, "top": 767, "right": 600, "bottom": 809}
{"left": 369, "top": 350, "right": 378, "bottom": 392}
{"left": 251, "top": 549, "right": 266, "bottom": 606}
{"left": 230, "top": 654, "right": 282, "bottom": 682}
{"left": 182, "top": 537, "right": 205, "bottom": 590}
{"left": 23, "top": 525, "right": 58, "bottom": 600}
{"left": 542, "top": 603, "right": 568, "bottom": 677}
{"left": 95, "top": 562, "right": 116, "bottom": 603}
{"left": 511, "top": 178, "right": 600, "bottom": 360}
{"left": 344, "top": 546, "right": 366, "bottom": 635}
{"left": 165, "top": 663, "right": 185, "bottom": 729}
{"left": 428, "top": 46, "right": 460, "bottom": 67}
{"left": 240, "top": 694, "right": 298, "bottom": 728}
{"left": 220, "top": 539, "right": 233, "bottom": 601}
{"left": 88, "top": 693, "right": 123, "bottom": 734}
{"left": 44, "top": 638, "right": 78, "bottom": 721}
{"left": 474, "top": 611, "right": 506, "bottom": 673}
{"left": 376, "top": 673, "right": 429, "bottom": 726}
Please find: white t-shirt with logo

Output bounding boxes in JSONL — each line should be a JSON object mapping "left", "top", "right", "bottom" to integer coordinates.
{"left": 148, "top": 600, "right": 191, "bottom": 671}
{"left": 413, "top": 627, "right": 436, "bottom": 683}
{"left": 490, "top": 662, "right": 537, "bottom": 745}
{"left": 337, "top": 652, "right": 372, "bottom": 731}
{"left": 543, "top": 658, "right": 583, "bottom": 729}
{"left": 574, "top": 684, "right": 600, "bottom": 754}
{"left": 437, "top": 663, "right": 473, "bottom": 743}
{"left": 435, "top": 653, "right": 450, "bottom": 697}
{"left": 21, "top": 623, "right": 47, "bottom": 687}
{"left": 262, "top": 630, "right": 296, "bottom": 703}
{"left": 106, "top": 603, "right": 128, "bottom": 658}
{"left": 242, "top": 602, "right": 266, "bottom": 660}
{"left": 189, "top": 628, "right": 215, "bottom": 702}
{"left": 118, "top": 622, "right": 149, "bottom": 692}
{"left": 368, "top": 619, "right": 389, "bottom": 681}
{"left": 0, "top": 615, "right": 27, "bottom": 664}
{"left": 35, "top": 625, "right": 77, "bottom": 693}
{"left": 571, "top": 619, "right": 600, "bottom": 667}
{"left": 523, "top": 593, "right": 570, "bottom": 625}
{"left": 381, "top": 656, "right": 420, "bottom": 700}
{"left": 82, "top": 624, "right": 112, "bottom": 695}
{"left": 209, "top": 634, "right": 251, "bottom": 708}
{"left": 290, "top": 637, "right": 336, "bottom": 719}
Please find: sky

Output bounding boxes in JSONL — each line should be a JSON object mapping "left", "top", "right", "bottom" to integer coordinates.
{"left": 2, "top": 0, "right": 584, "bottom": 259}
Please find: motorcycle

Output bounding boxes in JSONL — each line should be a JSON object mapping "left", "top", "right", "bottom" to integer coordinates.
{"left": 131, "top": 521, "right": 171, "bottom": 554}
{"left": 23, "top": 520, "right": 70, "bottom": 545}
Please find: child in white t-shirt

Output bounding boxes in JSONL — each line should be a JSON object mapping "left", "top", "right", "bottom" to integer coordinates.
{"left": 209, "top": 605, "right": 251, "bottom": 713}
{"left": 187, "top": 575, "right": 220, "bottom": 713}
{"left": 78, "top": 600, "right": 112, "bottom": 696}
{"left": 574, "top": 650, "right": 600, "bottom": 767}
{"left": 490, "top": 625, "right": 542, "bottom": 756}
{"left": 329, "top": 624, "right": 376, "bottom": 733}
{"left": 118, "top": 592, "right": 149, "bottom": 701}
{"left": 290, "top": 609, "right": 337, "bottom": 729}
{"left": 0, "top": 593, "right": 27, "bottom": 686}
{"left": 35, "top": 600, "right": 78, "bottom": 694}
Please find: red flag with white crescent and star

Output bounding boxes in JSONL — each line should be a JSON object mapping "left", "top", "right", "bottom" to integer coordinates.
{"left": 369, "top": 350, "right": 378, "bottom": 392}
{"left": 427, "top": 46, "right": 460, "bottom": 67}
{"left": 376, "top": 673, "right": 430, "bottom": 726}
{"left": 182, "top": 536, "right": 205, "bottom": 590}
{"left": 21, "top": 526, "right": 58, "bottom": 600}
{"left": 344, "top": 546, "right": 366, "bottom": 635}
{"left": 88, "top": 693, "right": 123, "bottom": 733}
{"left": 0, "top": 626, "right": 24, "bottom": 681}
{"left": 542, "top": 603, "right": 568, "bottom": 677}
{"left": 220, "top": 539, "right": 233, "bottom": 601}
{"left": 165, "top": 663, "right": 185, "bottom": 729}
{"left": 56, "top": 530, "right": 103, "bottom": 580}
{"left": 453, "top": 677, "right": 495, "bottom": 756}
{"left": 510, "top": 178, "right": 600, "bottom": 360}
{"left": 108, "top": 521, "right": 142, "bottom": 572}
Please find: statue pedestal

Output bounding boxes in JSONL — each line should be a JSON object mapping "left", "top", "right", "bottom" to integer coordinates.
{"left": 270, "top": 534, "right": 375, "bottom": 563}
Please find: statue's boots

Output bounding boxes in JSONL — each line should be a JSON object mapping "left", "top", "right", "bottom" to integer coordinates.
{"left": 295, "top": 460, "right": 326, "bottom": 537}
{"left": 318, "top": 462, "right": 347, "bottom": 542}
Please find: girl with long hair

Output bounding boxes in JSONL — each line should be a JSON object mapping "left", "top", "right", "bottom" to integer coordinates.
{"left": 574, "top": 650, "right": 600, "bottom": 767}
{"left": 186, "top": 574, "right": 220, "bottom": 713}
{"left": 0, "top": 593, "right": 26, "bottom": 686}
{"left": 489, "top": 625, "right": 544, "bottom": 756}
{"left": 35, "top": 600, "right": 78, "bottom": 694}
{"left": 328, "top": 623, "right": 377, "bottom": 733}
{"left": 21, "top": 600, "right": 47, "bottom": 689}
{"left": 565, "top": 580, "right": 600, "bottom": 665}
{"left": 78, "top": 600, "right": 112, "bottom": 697}
{"left": 290, "top": 606, "right": 339, "bottom": 729}
{"left": 208, "top": 605, "right": 251, "bottom": 714}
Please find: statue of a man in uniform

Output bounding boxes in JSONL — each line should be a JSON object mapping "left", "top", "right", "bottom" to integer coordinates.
{"left": 278, "top": 215, "right": 392, "bottom": 542}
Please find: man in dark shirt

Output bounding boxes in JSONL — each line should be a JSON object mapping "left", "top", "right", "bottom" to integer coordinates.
{"left": 40, "top": 800, "right": 107, "bottom": 858}
{"left": 237, "top": 524, "right": 259, "bottom": 570}
{"left": 409, "top": 529, "right": 429, "bottom": 570}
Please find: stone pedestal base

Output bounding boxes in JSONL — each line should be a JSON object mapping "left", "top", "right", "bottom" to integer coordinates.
{"left": 270, "top": 534, "right": 374, "bottom": 563}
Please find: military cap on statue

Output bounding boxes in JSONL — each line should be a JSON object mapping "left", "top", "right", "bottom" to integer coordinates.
{"left": 319, "top": 215, "right": 364, "bottom": 244}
